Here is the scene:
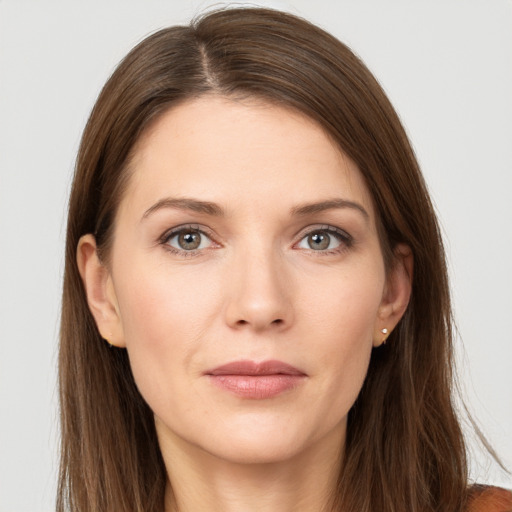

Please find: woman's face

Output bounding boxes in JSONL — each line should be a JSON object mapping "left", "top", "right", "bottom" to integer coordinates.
{"left": 81, "top": 96, "right": 410, "bottom": 465}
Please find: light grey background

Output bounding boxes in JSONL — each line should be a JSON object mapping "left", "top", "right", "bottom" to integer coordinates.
{"left": 1, "top": 1, "right": 511, "bottom": 510}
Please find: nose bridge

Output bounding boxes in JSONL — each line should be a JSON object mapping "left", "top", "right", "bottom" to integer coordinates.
{"left": 224, "top": 239, "right": 292, "bottom": 331}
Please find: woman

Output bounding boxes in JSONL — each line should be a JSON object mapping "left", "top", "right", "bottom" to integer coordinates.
{"left": 58, "top": 7, "right": 511, "bottom": 512}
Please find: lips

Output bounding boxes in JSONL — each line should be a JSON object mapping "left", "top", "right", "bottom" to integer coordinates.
{"left": 207, "top": 360, "right": 305, "bottom": 376}
{"left": 206, "top": 360, "right": 306, "bottom": 399}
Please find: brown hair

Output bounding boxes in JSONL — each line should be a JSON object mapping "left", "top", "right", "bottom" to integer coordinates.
{"left": 59, "top": 7, "right": 469, "bottom": 511}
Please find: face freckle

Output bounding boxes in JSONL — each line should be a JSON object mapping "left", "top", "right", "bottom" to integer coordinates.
{"left": 108, "top": 95, "right": 391, "bottom": 466}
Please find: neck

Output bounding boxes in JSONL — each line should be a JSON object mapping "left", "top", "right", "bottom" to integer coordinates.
{"left": 161, "top": 427, "right": 344, "bottom": 512}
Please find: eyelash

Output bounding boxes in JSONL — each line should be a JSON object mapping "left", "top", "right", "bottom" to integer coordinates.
{"left": 159, "top": 224, "right": 218, "bottom": 258}
{"left": 294, "top": 225, "right": 353, "bottom": 255}
{"left": 159, "top": 224, "right": 353, "bottom": 257}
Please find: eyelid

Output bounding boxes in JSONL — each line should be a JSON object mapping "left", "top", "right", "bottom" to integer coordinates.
{"left": 293, "top": 224, "right": 353, "bottom": 252}
{"left": 158, "top": 223, "right": 353, "bottom": 257}
{"left": 294, "top": 224, "right": 352, "bottom": 241}
{"left": 159, "top": 224, "right": 221, "bottom": 254}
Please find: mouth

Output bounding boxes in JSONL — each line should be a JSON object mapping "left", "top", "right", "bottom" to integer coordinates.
{"left": 205, "top": 360, "right": 306, "bottom": 399}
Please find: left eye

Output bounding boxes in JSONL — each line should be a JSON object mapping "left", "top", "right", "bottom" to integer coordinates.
{"left": 297, "top": 229, "right": 344, "bottom": 251}
{"left": 166, "top": 229, "right": 212, "bottom": 251}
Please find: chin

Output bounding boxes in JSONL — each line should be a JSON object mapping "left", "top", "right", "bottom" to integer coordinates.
{"left": 204, "top": 435, "right": 308, "bottom": 465}
{"left": 200, "top": 414, "right": 338, "bottom": 466}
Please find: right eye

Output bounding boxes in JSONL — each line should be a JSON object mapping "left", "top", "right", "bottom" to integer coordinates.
{"left": 164, "top": 227, "right": 214, "bottom": 252}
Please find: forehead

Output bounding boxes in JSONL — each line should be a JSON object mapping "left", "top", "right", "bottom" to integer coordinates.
{"left": 121, "top": 95, "right": 375, "bottom": 219}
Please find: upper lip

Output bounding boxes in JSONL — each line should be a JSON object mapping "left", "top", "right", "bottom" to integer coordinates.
{"left": 206, "top": 360, "right": 305, "bottom": 376}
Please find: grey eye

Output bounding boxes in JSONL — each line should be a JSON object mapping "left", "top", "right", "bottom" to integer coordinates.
{"left": 178, "top": 231, "right": 201, "bottom": 250}
{"left": 297, "top": 230, "right": 343, "bottom": 251}
{"left": 167, "top": 229, "right": 211, "bottom": 251}
{"left": 308, "top": 232, "right": 330, "bottom": 250}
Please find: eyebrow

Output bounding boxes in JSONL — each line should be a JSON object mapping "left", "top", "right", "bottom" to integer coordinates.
{"left": 141, "top": 196, "right": 369, "bottom": 221}
{"left": 142, "top": 197, "right": 225, "bottom": 220}
{"left": 291, "top": 198, "right": 369, "bottom": 219}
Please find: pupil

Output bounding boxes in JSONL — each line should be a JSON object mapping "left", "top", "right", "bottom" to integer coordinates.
{"left": 179, "top": 231, "right": 201, "bottom": 250}
{"left": 309, "top": 232, "right": 330, "bottom": 250}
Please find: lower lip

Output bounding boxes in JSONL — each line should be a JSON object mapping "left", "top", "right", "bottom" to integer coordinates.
{"left": 208, "top": 374, "right": 305, "bottom": 399}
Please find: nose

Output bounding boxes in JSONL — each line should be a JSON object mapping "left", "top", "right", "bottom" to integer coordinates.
{"left": 224, "top": 247, "right": 293, "bottom": 332}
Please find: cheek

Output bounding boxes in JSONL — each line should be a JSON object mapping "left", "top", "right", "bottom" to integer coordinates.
{"left": 113, "top": 260, "right": 222, "bottom": 400}
{"left": 304, "top": 263, "right": 384, "bottom": 349}
{"left": 116, "top": 258, "right": 220, "bottom": 343}
{"left": 302, "top": 263, "right": 384, "bottom": 408}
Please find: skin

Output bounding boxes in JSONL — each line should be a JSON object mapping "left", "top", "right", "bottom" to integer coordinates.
{"left": 78, "top": 96, "right": 412, "bottom": 512}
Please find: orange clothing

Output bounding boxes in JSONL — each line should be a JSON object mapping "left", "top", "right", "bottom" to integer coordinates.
{"left": 467, "top": 485, "right": 512, "bottom": 512}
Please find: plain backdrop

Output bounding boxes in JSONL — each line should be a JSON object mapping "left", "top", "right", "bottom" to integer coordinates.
{"left": 0, "top": 1, "right": 511, "bottom": 510}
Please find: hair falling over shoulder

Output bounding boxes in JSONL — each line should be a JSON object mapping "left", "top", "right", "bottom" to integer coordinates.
{"left": 59, "top": 7, "right": 476, "bottom": 512}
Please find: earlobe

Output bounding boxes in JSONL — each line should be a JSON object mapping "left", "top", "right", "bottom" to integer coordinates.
{"left": 76, "top": 234, "right": 125, "bottom": 348}
{"left": 373, "top": 243, "right": 413, "bottom": 347}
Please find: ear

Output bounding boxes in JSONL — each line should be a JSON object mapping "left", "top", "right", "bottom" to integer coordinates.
{"left": 373, "top": 243, "right": 413, "bottom": 347}
{"left": 76, "top": 234, "right": 125, "bottom": 348}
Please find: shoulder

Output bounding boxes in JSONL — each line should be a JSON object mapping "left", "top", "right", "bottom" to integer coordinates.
{"left": 467, "top": 484, "right": 512, "bottom": 512}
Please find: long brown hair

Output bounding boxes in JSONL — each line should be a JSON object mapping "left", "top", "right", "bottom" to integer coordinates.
{"left": 59, "top": 7, "right": 469, "bottom": 511}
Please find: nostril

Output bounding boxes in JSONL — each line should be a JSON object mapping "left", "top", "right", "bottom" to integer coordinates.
{"left": 233, "top": 318, "right": 284, "bottom": 328}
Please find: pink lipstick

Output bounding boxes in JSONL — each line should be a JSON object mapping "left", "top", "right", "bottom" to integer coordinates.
{"left": 206, "top": 360, "right": 306, "bottom": 399}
